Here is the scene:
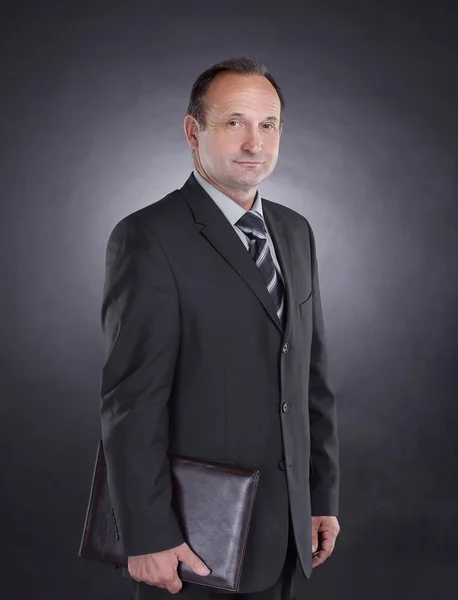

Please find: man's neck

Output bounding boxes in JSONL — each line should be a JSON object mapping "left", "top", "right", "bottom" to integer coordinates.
{"left": 194, "top": 166, "right": 256, "bottom": 211}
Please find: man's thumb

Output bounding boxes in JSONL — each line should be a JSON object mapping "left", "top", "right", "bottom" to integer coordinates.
{"left": 312, "top": 536, "right": 318, "bottom": 553}
{"left": 177, "top": 546, "right": 211, "bottom": 576}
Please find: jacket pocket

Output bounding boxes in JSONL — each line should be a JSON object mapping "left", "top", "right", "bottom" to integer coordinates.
{"left": 299, "top": 290, "right": 313, "bottom": 318}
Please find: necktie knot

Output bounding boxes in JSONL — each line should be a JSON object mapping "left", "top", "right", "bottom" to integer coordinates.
{"left": 236, "top": 211, "right": 267, "bottom": 241}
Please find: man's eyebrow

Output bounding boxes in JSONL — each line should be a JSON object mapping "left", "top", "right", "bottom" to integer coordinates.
{"left": 227, "top": 112, "right": 279, "bottom": 122}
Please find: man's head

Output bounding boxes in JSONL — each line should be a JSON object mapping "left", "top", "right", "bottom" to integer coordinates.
{"left": 184, "top": 58, "right": 285, "bottom": 205}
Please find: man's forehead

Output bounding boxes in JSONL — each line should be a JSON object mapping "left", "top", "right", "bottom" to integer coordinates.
{"left": 209, "top": 94, "right": 280, "bottom": 118}
{"left": 221, "top": 110, "right": 280, "bottom": 121}
{"left": 209, "top": 105, "right": 281, "bottom": 121}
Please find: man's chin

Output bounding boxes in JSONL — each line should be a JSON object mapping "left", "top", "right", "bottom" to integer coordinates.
{"left": 232, "top": 176, "right": 263, "bottom": 189}
{"left": 232, "top": 169, "right": 268, "bottom": 185}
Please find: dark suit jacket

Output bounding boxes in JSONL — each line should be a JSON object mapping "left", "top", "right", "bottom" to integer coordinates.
{"left": 100, "top": 172, "right": 339, "bottom": 593}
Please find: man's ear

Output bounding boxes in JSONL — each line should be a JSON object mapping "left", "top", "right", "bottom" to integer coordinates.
{"left": 183, "top": 115, "right": 200, "bottom": 151}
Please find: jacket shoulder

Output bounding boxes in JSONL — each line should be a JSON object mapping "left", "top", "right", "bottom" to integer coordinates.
{"left": 107, "top": 189, "right": 184, "bottom": 240}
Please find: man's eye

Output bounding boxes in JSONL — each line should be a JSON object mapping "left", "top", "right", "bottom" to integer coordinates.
{"left": 264, "top": 123, "right": 275, "bottom": 129}
{"left": 228, "top": 121, "right": 239, "bottom": 127}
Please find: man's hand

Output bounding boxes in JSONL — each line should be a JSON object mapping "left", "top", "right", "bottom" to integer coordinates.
{"left": 311, "top": 516, "right": 340, "bottom": 568}
{"left": 128, "top": 541, "right": 211, "bottom": 594}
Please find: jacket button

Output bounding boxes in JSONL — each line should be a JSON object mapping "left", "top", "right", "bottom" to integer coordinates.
{"left": 282, "top": 402, "right": 290, "bottom": 413}
{"left": 279, "top": 460, "right": 286, "bottom": 471}
{"left": 282, "top": 342, "right": 289, "bottom": 353}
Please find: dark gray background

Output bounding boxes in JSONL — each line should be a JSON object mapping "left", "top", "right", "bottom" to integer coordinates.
{"left": 2, "top": 0, "right": 457, "bottom": 598}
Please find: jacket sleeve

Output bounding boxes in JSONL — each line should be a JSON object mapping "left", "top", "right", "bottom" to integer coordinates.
{"left": 99, "top": 215, "right": 185, "bottom": 557}
{"left": 305, "top": 219, "right": 340, "bottom": 517}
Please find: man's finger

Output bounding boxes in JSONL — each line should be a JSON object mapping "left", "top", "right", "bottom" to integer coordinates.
{"left": 311, "top": 531, "right": 337, "bottom": 568}
{"left": 312, "top": 548, "right": 331, "bottom": 568}
{"left": 311, "top": 527, "right": 319, "bottom": 553}
{"left": 319, "top": 530, "right": 337, "bottom": 554}
{"left": 165, "top": 569, "right": 183, "bottom": 594}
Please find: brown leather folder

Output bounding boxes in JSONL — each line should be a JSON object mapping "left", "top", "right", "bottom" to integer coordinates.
{"left": 78, "top": 440, "right": 260, "bottom": 592}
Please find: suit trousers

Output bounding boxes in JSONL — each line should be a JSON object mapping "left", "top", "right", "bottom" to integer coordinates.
{"left": 128, "top": 507, "right": 299, "bottom": 600}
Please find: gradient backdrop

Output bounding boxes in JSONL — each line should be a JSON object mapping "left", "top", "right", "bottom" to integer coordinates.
{"left": 2, "top": 1, "right": 457, "bottom": 599}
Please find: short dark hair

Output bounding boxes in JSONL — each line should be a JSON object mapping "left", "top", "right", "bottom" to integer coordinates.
{"left": 186, "top": 57, "right": 286, "bottom": 133}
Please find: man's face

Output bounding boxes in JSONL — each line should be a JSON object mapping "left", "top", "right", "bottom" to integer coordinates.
{"left": 188, "top": 73, "right": 282, "bottom": 193}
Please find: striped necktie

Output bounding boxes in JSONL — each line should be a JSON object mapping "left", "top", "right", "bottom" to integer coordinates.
{"left": 236, "top": 211, "right": 286, "bottom": 328}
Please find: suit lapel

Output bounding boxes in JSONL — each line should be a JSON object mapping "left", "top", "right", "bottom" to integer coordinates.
{"left": 179, "top": 173, "right": 295, "bottom": 339}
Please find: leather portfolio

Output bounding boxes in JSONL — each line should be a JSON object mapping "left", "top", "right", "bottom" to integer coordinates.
{"left": 78, "top": 439, "right": 260, "bottom": 592}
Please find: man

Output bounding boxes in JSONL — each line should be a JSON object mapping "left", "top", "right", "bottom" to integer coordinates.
{"left": 100, "top": 57, "right": 340, "bottom": 600}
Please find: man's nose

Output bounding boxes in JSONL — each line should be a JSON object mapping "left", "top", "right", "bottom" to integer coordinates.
{"left": 241, "top": 128, "right": 263, "bottom": 154}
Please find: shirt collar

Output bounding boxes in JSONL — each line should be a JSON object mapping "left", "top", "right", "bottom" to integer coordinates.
{"left": 193, "top": 169, "right": 264, "bottom": 225}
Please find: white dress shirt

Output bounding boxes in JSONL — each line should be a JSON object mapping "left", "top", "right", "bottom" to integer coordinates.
{"left": 192, "top": 169, "right": 285, "bottom": 286}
